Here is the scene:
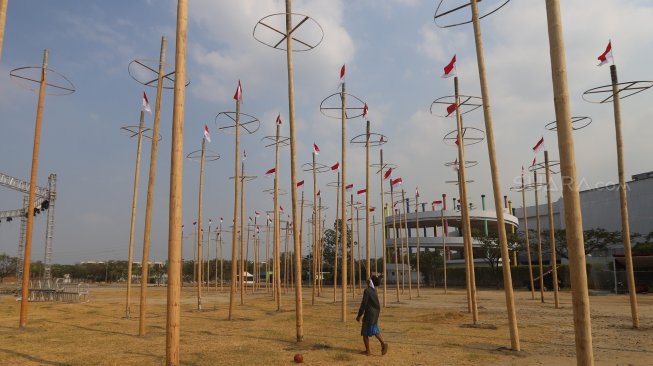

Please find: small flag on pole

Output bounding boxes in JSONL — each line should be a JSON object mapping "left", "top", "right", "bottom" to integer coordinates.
{"left": 296, "top": 180, "right": 305, "bottom": 187}
{"left": 415, "top": 187, "right": 420, "bottom": 198}
{"left": 203, "top": 125, "right": 211, "bottom": 143}
{"left": 142, "top": 92, "right": 152, "bottom": 114}
{"left": 379, "top": 135, "right": 386, "bottom": 144}
{"left": 233, "top": 80, "right": 243, "bottom": 102}
{"left": 340, "top": 64, "right": 345, "bottom": 83}
{"left": 265, "top": 167, "right": 276, "bottom": 175}
{"left": 220, "top": 217, "right": 224, "bottom": 223}
{"left": 317, "top": 190, "right": 321, "bottom": 197}
{"left": 330, "top": 162, "right": 340, "bottom": 171}
{"left": 255, "top": 210, "right": 260, "bottom": 217}
{"left": 597, "top": 41, "right": 613, "bottom": 67}
{"left": 391, "top": 177, "right": 403, "bottom": 187}
{"left": 275, "top": 114, "right": 282, "bottom": 125}
{"left": 442, "top": 54, "right": 456, "bottom": 78}
{"left": 383, "top": 168, "right": 393, "bottom": 180}
{"left": 345, "top": 183, "right": 354, "bottom": 191}
{"left": 249, "top": 217, "right": 252, "bottom": 222}
{"left": 313, "top": 143, "right": 320, "bottom": 155}
{"left": 280, "top": 206, "right": 284, "bottom": 213}
{"left": 446, "top": 103, "right": 457, "bottom": 117}
{"left": 369, "top": 207, "right": 376, "bottom": 212}
{"left": 532, "top": 136, "right": 544, "bottom": 153}
{"left": 362, "top": 103, "right": 369, "bottom": 120}
{"left": 531, "top": 156, "right": 537, "bottom": 167}
{"left": 357, "top": 189, "right": 367, "bottom": 196}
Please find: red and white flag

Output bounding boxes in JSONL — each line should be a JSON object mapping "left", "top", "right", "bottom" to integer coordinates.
{"left": 446, "top": 103, "right": 457, "bottom": 117}
{"left": 442, "top": 54, "right": 456, "bottom": 78}
{"left": 383, "top": 167, "right": 393, "bottom": 180}
{"left": 255, "top": 210, "right": 260, "bottom": 217}
{"left": 455, "top": 134, "right": 460, "bottom": 146}
{"left": 233, "top": 80, "right": 243, "bottom": 102}
{"left": 369, "top": 207, "right": 376, "bottom": 213}
{"left": 391, "top": 177, "right": 403, "bottom": 187}
{"left": 267, "top": 214, "right": 272, "bottom": 224}
{"left": 265, "top": 167, "right": 276, "bottom": 175}
{"left": 597, "top": 41, "right": 613, "bottom": 67}
{"left": 362, "top": 103, "right": 369, "bottom": 120}
{"left": 453, "top": 158, "right": 459, "bottom": 171}
{"left": 357, "top": 188, "right": 367, "bottom": 196}
{"left": 345, "top": 183, "right": 354, "bottom": 191}
{"left": 330, "top": 162, "right": 340, "bottom": 171}
{"left": 142, "top": 92, "right": 152, "bottom": 114}
{"left": 532, "top": 136, "right": 544, "bottom": 153}
{"left": 313, "top": 143, "right": 320, "bottom": 155}
{"left": 415, "top": 187, "right": 420, "bottom": 198}
{"left": 317, "top": 190, "right": 321, "bottom": 197}
{"left": 340, "top": 64, "right": 345, "bottom": 83}
{"left": 220, "top": 217, "right": 224, "bottom": 223}
{"left": 275, "top": 114, "right": 282, "bottom": 125}
{"left": 296, "top": 180, "right": 305, "bottom": 187}
{"left": 203, "top": 125, "right": 211, "bottom": 143}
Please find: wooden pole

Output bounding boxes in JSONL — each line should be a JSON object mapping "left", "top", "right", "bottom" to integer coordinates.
{"left": 373, "top": 215, "right": 378, "bottom": 274}
{"left": 350, "top": 194, "right": 356, "bottom": 298}
{"left": 441, "top": 205, "right": 447, "bottom": 294}
{"left": 196, "top": 138, "right": 206, "bottom": 310}
{"left": 340, "top": 82, "right": 348, "bottom": 322}
{"left": 521, "top": 173, "right": 535, "bottom": 300}
{"left": 125, "top": 111, "right": 145, "bottom": 319}
{"left": 318, "top": 197, "right": 324, "bottom": 295}
{"left": 365, "top": 120, "right": 371, "bottom": 279}
{"left": 533, "top": 171, "right": 545, "bottom": 303}
{"left": 215, "top": 228, "right": 219, "bottom": 291}
{"left": 265, "top": 220, "right": 270, "bottom": 292}
{"left": 470, "top": 0, "right": 520, "bottom": 350}
{"left": 299, "top": 192, "right": 304, "bottom": 294}
{"left": 415, "top": 191, "right": 421, "bottom": 297}
{"left": 240, "top": 160, "right": 246, "bottom": 304}
{"left": 379, "top": 150, "right": 387, "bottom": 307}
{"left": 401, "top": 190, "right": 412, "bottom": 300}
{"left": 399, "top": 204, "right": 405, "bottom": 295}
{"left": 0, "top": 0, "right": 7, "bottom": 63}
{"left": 246, "top": 221, "right": 251, "bottom": 293}
{"left": 139, "top": 36, "right": 166, "bottom": 337}
{"left": 356, "top": 205, "right": 362, "bottom": 291}
{"left": 207, "top": 223, "right": 211, "bottom": 292}
{"left": 333, "top": 172, "right": 340, "bottom": 303}
{"left": 284, "top": 0, "right": 305, "bottom": 340}
{"left": 545, "top": 151, "right": 560, "bottom": 308}
{"left": 228, "top": 92, "right": 242, "bottom": 321}
{"left": 193, "top": 224, "right": 197, "bottom": 285}
{"left": 19, "top": 49, "right": 48, "bottom": 328}
{"left": 544, "top": 1, "right": 594, "bottom": 362}
{"left": 390, "top": 182, "right": 400, "bottom": 303}
{"left": 219, "top": 225, "right": 223, "bottom": 291}
{"left": 609, "top": 64, "right": 639, "bottom": 328}
{"left": 165, "top": 1, "right": 187, "bottom": 361}
{"left": 312, "top": 153, "right": 318, "bottom": 305}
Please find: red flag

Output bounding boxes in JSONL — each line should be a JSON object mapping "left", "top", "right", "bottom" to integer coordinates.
{"left": 313, "top": 143, "right": 320, "bottom": 155}
{"left": 275, "top": 114, "right": 282, "bottom": 125}
{"left": 597, "top": 41, "right": 612, "bottom": 66}
{"left": 297, "top": 180, "right": 305, "bottom": 187}
{"left": 203, "top": 125, "right": 211, "bottom": 143}
{"left": 383, "top": 167, "right": 392, "bottom": 180}
{"left": 317, "top": 190, "right": 321, "bottom": 196}
{"left": 280, "top": 206, "right": 284, "bottom": 213}
{"left": 345, "top": 183, "right": 353, "bottom": 191}
{"left": 362, "top": 103, "right": 369, "bottom": 120}
{"left": 142, "top": 92, "right": 152, "bottom": 114}
{"left": 330, "top": 162, "right": 340, "bottom": 171}
{"left": 446, "top": 103, "right": 457, "bottom": 116}
{"left": 442, "top": 54, "right": 456, "bottom": 78}
{"left": 415, "top": 187, "right": 420, "bottom": 198}
{"left": 193, "top": 221, "right": 197, "bottom": 225}
{"left": 357, "top": 189, "right": 367, "bottom": 196}
{"left": 455, "top": 134, "right": 460, "bottom": 146}
{"left": 432, "top": 200, "right": 443, "bottom": 205}
{"left": 233, "top": 80, "right": 243, "bottom": 102}
{"left": 265, "top": 167, "right": 276, "bottom": 175}
{"left": 391, "top": 177, "right": 403, "bottom": 187}
{"left": 255, "top": 210, "right": 260, "bottom": 217}
{"left": 340, "top": 64, "right": 345, "bottom": 83}
{"left": 532, "top": 136, "right": 544, "bottom": 153}
{"left": 369, "top": 207, "right": 376, "bottom": 213}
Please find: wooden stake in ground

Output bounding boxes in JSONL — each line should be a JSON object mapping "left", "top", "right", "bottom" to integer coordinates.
{"left": 544, "top": 1, "right": 594, "bottom": 362}
{"left": 339, "top": 80, "right": 348, "bottom": 322}
{"left": 228, "top": 82, "right": 243, "bottom": 321}
{"left": 545, "top": 151, "right": 560, "bottom": 308}
{"left": 608, "top": 64, "right": 639, "bottom": 328}
{"left": 533, "top": 170, "right": 545, "bottom": 303}
{"left": 415, "top": 190, "right": 421, "bottom": 297}
{"left": 379, "top": 150, "right": 387, "bottom": 307}
{"left": 389, "top": 180, "right": 400, "bottom": 303}
{"left": 19, "top": 49, "right": 48, "bottom": 329}
{"left": 520, "top": 173, "right": 535, "bottom": 300}
{"left": 469, "top": 0, "right": 520, "bottom": 350}
{"left": 139, "top": 36, "right": 166, "bottom": 337}
{"left": 196, "top": 137, "right": 206, "bottom": 311}
{"left": 125, "top": 111, "right": 145, "bottom": 319}
{"left": 165, "top": 1, "right": 187, "bottom": 362}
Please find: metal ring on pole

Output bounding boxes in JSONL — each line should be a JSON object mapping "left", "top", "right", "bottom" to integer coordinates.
{"left": 444, "top": 160, "right": 478, "bottom": 169}
{"left": 319, "top": 92, "right": 367, "bottom": 119}
{"left": 229, "top": 175, "right": 257, "bottom": 182}
{"left": 253, "top": 13, "right": 324, "bottom": 52}
{"left": 370, "top": 162, "right": 397, "bottom": 174}
{"left": 260, "top": 135, "right": 290, "bottom": 148}
{"left": 522, "top": 182, "right": 546, "bottom": 191}
{"left": 445, "top": 179, "right": 474, "bottom": 185}
{"left": 545, "top": 116, "right": 592, "bottom": 131}
{"left": 443, "top": 127, "right": 485, "bottom": 146}
{"left": 301, "top": 162, "right": 330, "bottom": 173}
{"left": 128, "top": 59, "right": 190, "bottom": 89}
{"left": 430, "top": 95, "right": 483, "bottom": 118}
{"left": 528, "top": 160, "right": 561, "bottom": 174}
{"left": 215, "top": 112, "right": 261, "bottom": 135}
{"left": 120, "top": 125, "right": 160, "bottom": 141}
{"left": 186, "top": 149, "right": 221, "bottom": 162}
{"left": 9, "top": 67, "right": 75, "bottom": 96}
{"left": 582, "top": 81, "right": 653, "bottom": 104}
{"left": 350, "top": 132, "right": 388, "bottom": 147}
{"left": 433, "top": 0, "right": 511, "bottom": 29}
{"left": 263, "top": 188, "right": 288, "bottom": 196}
{"left": 326, "top": 181, "right": 343, "bottom": 188}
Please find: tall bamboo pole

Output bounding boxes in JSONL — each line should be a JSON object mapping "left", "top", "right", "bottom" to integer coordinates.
{"left": 219, "top": 225, "right": 224, "bottom": 291}
{"left": 193, "top": 224, "right": 197, "bottom": 285}
{"left": 318, "top": 197, "right": 324, "bottom": 295}
{"left": 609, "top": 64, "right": 639, "bottom": 328}
{"left": 399, "top": 204, "right": 405, "bottom": 294}
{"left": 373, "top": 215, "right": 378, "bottom": 274}
{"left": 125, "top": 111, "right": 145, "bottom": 319}
{"left": 390, "top": 182, "right": 400, "bottom": 303}
{"left": 544, "top": 1, "right": 594, "bottom": 362}
{"left": 350, "top": 193, "right": 356, "bottom": 298}
{"left": 380, "top": 150, "right": 387, "bottom": 307}
{"left": 333, "top": 172, "right": 340, "bottom": 303}
{"left": 246, "top": 221, "right": 251, "bottom": 293}
{"left": 356, "top": 204, "right": 362, "bottom": 291}
{"left": 139, "top": 36, "right": 166, "bottom": 337}
{"left": 19, "top": 49, "right": 48, "bottom": 328}
{"left": 299, "top": 192, "right": 305, "bottom": 294}
{"left": 196, "top": 138, "right": 206, "bottom": 310}
{"left": 545, "top": 151, "right": 560, "bottom": 308}
{"left": 533, "top": 171, "right": 545, "bottom": 303}
{"left": 240, "top": 160, "right": 246, "bottom": 304}
{"left": 274, "top": 123, "right": 281, "bottom": 309}
{"left": 340, "top": 81, "right": 348, "bottom": 322}
{"left": 470, "top": 0, "right": 520, "bottom": 350}
{"left": 165, "top": 1, "right": 187, "bottom": 361}
{"left": 265, "top": 219, "right": 270, "bottom": 292}
{"left": 365, "top": 120, "right": 371, "bottom": 278}
{"left": 228, "top": 90, "right": 242, "bottom": 320}
{"left": 207, "top": 222, "right": 211, "bottom": 292}
{"left": 415, "top": 191, "right": 421, "bottom": 297}
{"left": 441, "top": 203, "right": 447, "bottom": 294}
{"left": 0, "top": 0, "right": 7, "bottom": 63}
{"left": 312, "top": 153, "right": 318, "bottom": 305}
{"left": 284, "top": 0, "right": 304, "bottom": 340}
{"left": 215, "top": 228, "right": 220, "bottom": 291}
{"left": 401, "top": 190, "right": 412, "bottom": 300}
{"left": 521, "top": 173, "right": 535, "bottom": 300}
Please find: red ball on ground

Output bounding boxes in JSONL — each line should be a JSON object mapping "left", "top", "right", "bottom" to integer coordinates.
{"left": 293, "top": 353, "right": 304, "bottom": 363}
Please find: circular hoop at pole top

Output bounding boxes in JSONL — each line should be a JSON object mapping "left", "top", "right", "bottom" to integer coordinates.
{"left": 253, "top": 13, "right": 324, "bottom": 52}
{"left": 326, "top": 181, "right": 343, "bottom": 188}
{"left": 229, "top": 175, "right": 257, "bottom": 182}
{"left": 350, "top": 132, "right": 388, "bottom": 147}
{"left": 582, "top": 81, "right": 653, "bottom": 104}
{"left": 528, "top": 160, "right": 561, "bottom": 174}
{"left": 263, "top": 188, "right": 288, "bottom": 196}
{"left": 445, "top": 160, "right": 478, "bottom": 169}
{"left": 186, "top": 149, "right": 220, "bottom": 162}
{"left": 433, "top": 0, "right": 511, "bottom": 29}
{"left": 215, "top": 112, "right": 261, "bottom": 135}
{"left": 445, "top": 179, "right": 474, "bottom": 185}
{"left": 521, "top": 182, "right": 546, "bottom": 192}
{"left": 320, "top": 92, "right": 366, "bottom": 119}
{"left": 443, "top": 127, "right": 485, "bottom": 146}
{"left": 260, "top": 135, "right": 290, "bottom": 148}
{"left": 371, "top": 162, "right": 397, "bottom": 175}
{"left": 120, "top": 125, "right": 160, "bottom": 141}
{"left": 545, "top": 116, "right": 592, "bottom": 131}
{"left": 301, "top": 162, "right": 330, "bottom": 173}
{"left": 128, "top": 59, "right": 190, "bottom": 89}
{"left": 9, "top": 67, "right": 75, "bottom": 96}
{"left": 430, "top": 95, "right": 483, "bottom": 118}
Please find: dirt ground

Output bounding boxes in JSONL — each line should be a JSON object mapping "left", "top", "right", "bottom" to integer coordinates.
{"left": 0, "top": 285, "right": 652, "bottom": 365}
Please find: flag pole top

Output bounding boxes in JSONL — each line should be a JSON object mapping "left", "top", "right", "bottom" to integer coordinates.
{"left": 545, "top": 116, "right": 592, "bottom": 131}
{"left": 433, "top": 0, "right": 511, "bottom": 29}
{"left": 253, "top": 12, "right": 324, "bottom": 52}
{"left": 215, "top": 111, "right": 261, "bottom": 135}
{"left": 582, "top": 81, "right": 653, "bottom": 104}
{"left": 430, "top": 94, "right": 482, "bottom": 118}
{"left": 445, "top": 159, "right": 478, "bottom": 169}
{"left": 186, "top": 149, "right": 220, "bottom": 162}
{"left": 350, "top": 132, "right": 388, "bottom": 147}
{"left": 9, "top": 66, "right": 75, "bottom": 96}
{"left": 319, "top": 92, "right": 366, "bottom": 119}
{"left": 120, "top": 125, "right": 160, "bottom": 141}
{"left": 443, "top": 127, "right": 485, "bottom": 146}
{"left": 301, "top": 162, "right": 330, "bottom": 173}
{"left": 260, "top": 135, "right": 290, "bottom": 148}
{"left": 263, "top": 188, "right": 288, "bottom": 196}
{"left": 127, "top": 58, "right": 189, "bottom": 89}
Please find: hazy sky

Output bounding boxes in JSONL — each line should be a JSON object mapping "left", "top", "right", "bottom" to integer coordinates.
{"left": 1, "top": 0, "right": 652, "bottom": 264}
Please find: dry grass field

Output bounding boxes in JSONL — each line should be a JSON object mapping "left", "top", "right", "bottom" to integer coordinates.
{"left": 1, "top": 285, "right": 652, "bottom": 365}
